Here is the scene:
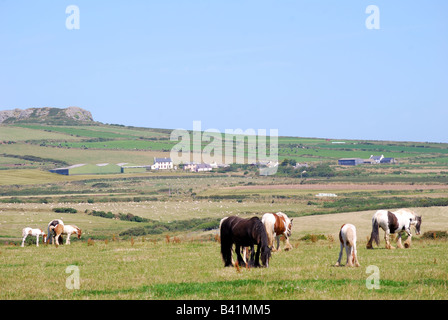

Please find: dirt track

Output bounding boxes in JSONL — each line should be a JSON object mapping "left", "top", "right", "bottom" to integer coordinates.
{"left": 225, "top": 183, "right": 448, "bottom": 191}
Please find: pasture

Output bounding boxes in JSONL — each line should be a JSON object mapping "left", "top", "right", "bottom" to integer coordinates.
{"left": 1, "top": 122, "right": 448, "bottom": 300}
{"left": 1, "top": 205, "right": 447, "bottom": 300}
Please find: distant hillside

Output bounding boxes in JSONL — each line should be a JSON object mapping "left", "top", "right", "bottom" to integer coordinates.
{"left": 0, "top": 106, "right": 94, "bottom": 125}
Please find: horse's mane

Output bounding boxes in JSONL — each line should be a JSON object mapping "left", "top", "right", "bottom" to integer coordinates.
{"left": 251, "top": 217, "right": 270, "bottom": 247}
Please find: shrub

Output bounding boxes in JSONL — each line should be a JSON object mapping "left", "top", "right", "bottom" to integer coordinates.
{"left": 119, "top": 227, "right": 147, "bottom": 237}
{"left": 300, "top": 234, "right": 327, "bottom": 242}
{"left": 422, "top": 231, "right": 448, "bottom": 240}
{"left": 52, "top": 207, "right": 78, "bottom": 213}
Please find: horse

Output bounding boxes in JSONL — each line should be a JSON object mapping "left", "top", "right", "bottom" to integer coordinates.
{"left": 220, "top": 216, "right": 271, "bottom": 268}
{"left": 49, "top": 224, "right": 82, "bottom": 245}
{"left": 261, "top": 212, "right": 293, "bottom": 251}
{"left": 335, "top": 224, "right": 360, "bottom": 267}
{"left": 366, "top": 208, "right": 422, "bottom": 249}
{"left": 21, "top": 227, "right": 47, "bottom": 247}
{"left": 47, "top": 219, "right": 64, "bottom": 244}
{"left": 219, "top": 217, "right": 249, "bottom": 265}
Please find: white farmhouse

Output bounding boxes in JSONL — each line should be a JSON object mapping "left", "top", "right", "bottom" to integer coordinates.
{"left": 151, "top": 157, "right": 173, "bottom": 170}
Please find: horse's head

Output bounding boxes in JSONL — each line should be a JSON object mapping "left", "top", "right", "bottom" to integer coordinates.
{"left": 286, "top": 218, "right": 293, "bottom": 237}
{"left": 261, "top": 245, "right": 272, "bottom": 268}
{"left": 77, "top": 228, "right": 82, "bottom": 239}
{"left": 42, "top": 234, "right": 47, "bottom": 243}
{"left": 414, "top": 216, "right": 422, "bottom": 235}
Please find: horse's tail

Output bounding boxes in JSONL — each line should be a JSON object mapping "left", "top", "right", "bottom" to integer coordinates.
{"left": 220, "top": 218, "right": 233, "bottom": 267}
{"left": 367, "top": 217, "right": 380, "bottom": 249}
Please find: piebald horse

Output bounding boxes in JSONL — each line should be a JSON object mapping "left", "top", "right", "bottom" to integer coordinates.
{"left": 261, "top": 212, "right": 293, "bottom": 251}
{"left": 335, "top": 224, "right": 360, "bottom": 267}
{"left": 50, "top": 224, "right": 82, "bottom": 245}
{"left": 366, "top": 208, "right": 422, "bottom": 249}
{"left": 21, "top": 227, "right": 47, "bottom": 247}
{"left": 47, "top": 219, "right": 64, "bottom": 244}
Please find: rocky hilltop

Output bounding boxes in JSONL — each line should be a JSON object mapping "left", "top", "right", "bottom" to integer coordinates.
{"left": 0, "top": 107, "right": 94, "bottom": 125}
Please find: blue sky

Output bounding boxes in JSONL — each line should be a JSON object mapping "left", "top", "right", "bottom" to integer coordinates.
{"left": 0, "top": 1, "right": 447, "bottom": 142}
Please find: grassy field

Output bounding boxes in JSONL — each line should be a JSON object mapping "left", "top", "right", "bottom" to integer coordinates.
{"left": 1, "top": 206, "right": 447, "bottom": 300}
{"left": 1, "top": 122, "right": 448, "bottom": 301}
{"left": 3, "top": 123, "right": 448, "bottom": 171}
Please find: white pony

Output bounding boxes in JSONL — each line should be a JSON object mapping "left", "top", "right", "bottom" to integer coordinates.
{"left": 261, "top": 212, "right": 293, "bottom": 251}
{"left": 21, "top": 227, "right": 47, "bottom": 247}
{"left": 49, "top": 224, "right": 82, "bottom": 245}
{"left": 335, "top": 224, "right": 360, "bottom": 267}
{"left": 366, "top": 208, "right": 422, "bottom": 249}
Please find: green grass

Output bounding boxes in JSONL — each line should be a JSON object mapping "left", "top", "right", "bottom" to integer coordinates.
{"left": 3, "top": 123, "right": 448, "bottom": 170}
{"left": 1, "top": 237, "right": 447, "bottom": 299}
{"left": 46, "top": 139, "right": 176, "bottom": 151}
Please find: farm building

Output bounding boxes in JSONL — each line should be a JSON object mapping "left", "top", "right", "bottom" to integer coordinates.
{"left": 380, "top": 157, "right": 396, "bottom": 164}
{"left": 370, "top": 155, "right": 384, "bottom": 163}
{"left": 369, "top": 155, "right": 396, "bottom": 164}
{"left": 195, "top": 163, "right": 212, "bottom": 172}
{"left": 182, "top": 162, "right": 213, "bottom": 172}
{"left": 50, "top": 163, "right": 122, "bottom": 175}
{"left": 151, "top": 157, "right": 173, "bottom": 170}
{"left": 338, "top": 158, "right": 364, "bottom": 166}
{"left": 182, "top": 162, "right": 198, "bottom": 171}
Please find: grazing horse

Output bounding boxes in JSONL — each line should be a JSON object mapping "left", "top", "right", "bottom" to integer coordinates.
{"left": 50, "top": 224, "right": 82, "bottom": 245}
{"left": 219, "top": 217, "right": 249, "bottom": 265}
{"left": 220, "top": 216, "right": 271, "bottom": 268}
{"left": 47, "top": 219, "right": 64, "bottom": 244}
{"left": 21, "top": 227, "right": 47, "bottom": 247}
{"left": 261, "top": 212, "right": 293, "bottom": 251}
{"left": 335, "top": 224, "right": 360, "bottom": 267}
{"left": 366, "top": 208, "right": 422, "bottom": 249}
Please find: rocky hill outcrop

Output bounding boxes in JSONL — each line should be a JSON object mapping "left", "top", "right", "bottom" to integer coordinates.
{"left": 0, "top": 107, "right": 94, "bottom": 125}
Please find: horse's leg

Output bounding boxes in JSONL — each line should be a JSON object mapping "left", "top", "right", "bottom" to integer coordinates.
{"left": 253, "top": 245, "right": 261, "bottom": 268}
{"left": 21, "top": 234, "right": 27, "bottom": 247}
{"left": 345, "top": 245, "right": 353, "bottom": 267}
{"left": 284, "top": 235, "right": 292, "bottom": 251}
{"left": 55, "top": 232, "right": 60, "bottom": 246}
{"left": 396, "top": 232, "right": 404, "bottom": 249}
{"left": 385, "top": 230, "right": 395, "bottom": 249}
{"left": 248, "top": 245, "right": 255, "bottom": 267}
{"left": 36, "top": 235, "right": 39, "bottom": 247}
{"left": 275, "top": 235, "right": 281, "bottom": 252}
{"left": 242, "top": 247, "right": 247, "bottom": 265}
{"left": 353, "top": 244, "right": 360, "bottom": 267}
{"left": 235, "top": 244, "right": 246, "bottom": 267}
{"left": 335, "top": 242, "right": 343, "bottom": 266}
{"left": 403, "top": 228, "right": 412, "bottom": 248}
{"left": 66, "top": 233, "right": 71, "bottom": 245}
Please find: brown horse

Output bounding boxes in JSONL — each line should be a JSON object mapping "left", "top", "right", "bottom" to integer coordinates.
{"left": 220, "top": 216, "right": 271, "bottom": 268}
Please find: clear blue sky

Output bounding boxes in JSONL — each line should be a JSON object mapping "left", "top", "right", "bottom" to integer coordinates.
{"left": 1, "top": 1, "right": 447, "bottom": 142}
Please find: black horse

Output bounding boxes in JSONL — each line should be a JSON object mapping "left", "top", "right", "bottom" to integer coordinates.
{"left": 220, "top": 216, "right": 271, "bottom": 268}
